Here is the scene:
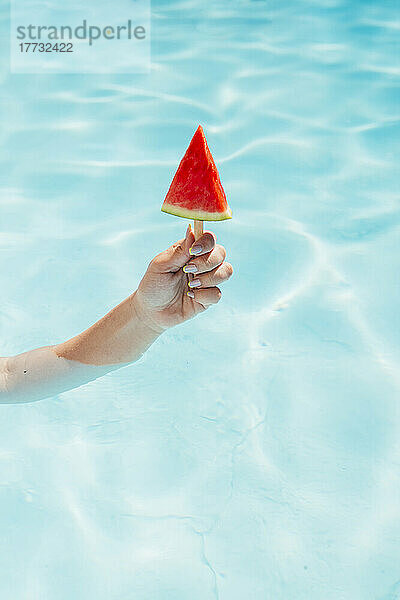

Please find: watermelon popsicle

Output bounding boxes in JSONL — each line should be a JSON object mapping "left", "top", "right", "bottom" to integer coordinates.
{"left": 161, "top": 125, "right": 232, "bottom": 240}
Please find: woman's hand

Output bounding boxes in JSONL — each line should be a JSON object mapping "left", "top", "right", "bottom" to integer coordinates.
{"left": 54, "top": 225, "right": 232, "bottom": 367}
{"left": 133, "top": 225, "right": 233, "bottom": 332}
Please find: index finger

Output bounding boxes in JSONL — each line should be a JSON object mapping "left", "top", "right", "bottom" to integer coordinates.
{"left": 189, "top": 231, "right": 216, "bottom": 256}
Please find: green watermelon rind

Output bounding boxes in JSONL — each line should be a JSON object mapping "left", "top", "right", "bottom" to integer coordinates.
{"left": 161, "top": 203, "right": 232, "bottom": 221}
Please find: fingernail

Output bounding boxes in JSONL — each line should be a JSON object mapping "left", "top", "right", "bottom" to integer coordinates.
{"left": 189, "top": 244, "right": 202, "bottom": 255}
{"left": 188, "top": 278, "right": 201, "bottom": 288}
{"left": 183, "top": 264, "right": 198, "bottom": 274}
{"left": 187, "top": 290, "right": 195, "bottom": 298}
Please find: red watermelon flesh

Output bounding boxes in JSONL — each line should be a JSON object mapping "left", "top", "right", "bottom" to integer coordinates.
{"left": 161, "top": 125, "right": 232, "bottom": 221}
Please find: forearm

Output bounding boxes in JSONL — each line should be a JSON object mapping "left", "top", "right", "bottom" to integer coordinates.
{"left": 54, "top": 291, "right": 162, "bottom": 366}
{"left": 0, "top": 291, "right": 161, "bottom": 404}
{"left": 0, "top": 347, "right": 113, "bottom": 404}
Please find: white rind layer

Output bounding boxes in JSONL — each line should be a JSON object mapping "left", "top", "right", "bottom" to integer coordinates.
{"left": 161, "top": 203, "right": 232, "bottom": 221}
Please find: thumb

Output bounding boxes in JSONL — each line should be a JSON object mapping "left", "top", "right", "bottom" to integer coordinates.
{"left": 152, "top": 224, "right": 195, "bottom": 273}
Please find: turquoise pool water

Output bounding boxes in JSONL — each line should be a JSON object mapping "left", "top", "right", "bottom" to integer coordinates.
{"left": 1, "top": 0, "right": 399, "bottom": 598}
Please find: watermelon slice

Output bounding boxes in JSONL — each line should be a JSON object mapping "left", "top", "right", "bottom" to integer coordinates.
{"left": 161, "top": 125, "right": 232, "bottom": 221}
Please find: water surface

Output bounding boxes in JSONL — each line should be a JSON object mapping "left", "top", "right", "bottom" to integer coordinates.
{"left": 0, "top": 1, "right": 399, "bottom": 598}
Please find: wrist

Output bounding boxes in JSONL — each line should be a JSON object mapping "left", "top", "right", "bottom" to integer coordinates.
{"left": 132, "top": 291, "right": 167, "bottom": 335}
